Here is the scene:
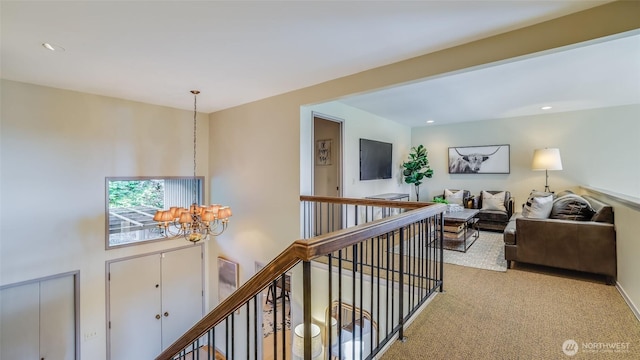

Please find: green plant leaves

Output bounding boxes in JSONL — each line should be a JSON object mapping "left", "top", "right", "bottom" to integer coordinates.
{"left": 433, "top": 196, "right": 449, "bottom": 204}
{"left": 401, "top": 145, "right": 433, "bottom": 201}
{"left": 401, "top": 145, "right": 433, "bottom": 186}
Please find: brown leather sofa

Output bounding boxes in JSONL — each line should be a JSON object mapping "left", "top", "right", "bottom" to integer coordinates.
{"left": 503, "top": 195, "right": 616, "bottom": 284}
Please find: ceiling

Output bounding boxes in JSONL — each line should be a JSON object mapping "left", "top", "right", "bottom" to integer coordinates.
{"left": 339, "top": 32, "right": 640, "bottom": 127}
{"left": 2, "top": 0, "right": 637, "bottom": 126}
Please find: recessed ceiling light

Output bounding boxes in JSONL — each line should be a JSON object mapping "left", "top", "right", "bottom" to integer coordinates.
{"left": 541, "top": 106, "right": 552, "bottom": 110}
{"left": 42, "top": 43, "right": 65, "bottom": 52}
{"left": 426, "top": 120, "right": 435, "bottom": 124}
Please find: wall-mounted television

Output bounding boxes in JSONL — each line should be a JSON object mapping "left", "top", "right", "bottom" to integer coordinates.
{"left": 359, "top": 138, "right": 392, "bottom": 180}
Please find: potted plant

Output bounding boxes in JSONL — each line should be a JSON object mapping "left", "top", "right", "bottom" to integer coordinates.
{"left": 433, "top": 196, "right": 449, "bottom": 204}
{"left": 402, "top": 145, "right": 434, "bottom": 201}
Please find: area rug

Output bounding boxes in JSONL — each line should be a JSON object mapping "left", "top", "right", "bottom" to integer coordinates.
{"left": 262, "top": 300, "right": 291, "bottom": 338}
{"left": 440, "top": 231, "right": 507, "bottom": 272}
{"left": 262, "top": 307, "right": 291, "bottom": 337}
{"left": 392, "top": 231, "right": 507, "bottom": 272}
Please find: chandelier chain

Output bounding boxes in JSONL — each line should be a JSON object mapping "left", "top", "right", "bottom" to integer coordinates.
{"left": 152, "top": 89, "right": 230, "bottom": 243}
{"left": 192, "top": 90, "right": 198, "bottom": 203}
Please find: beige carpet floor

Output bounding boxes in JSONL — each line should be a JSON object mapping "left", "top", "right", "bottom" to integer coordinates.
{"left": 381, "top": 262, "right": 640, "bottom": 360}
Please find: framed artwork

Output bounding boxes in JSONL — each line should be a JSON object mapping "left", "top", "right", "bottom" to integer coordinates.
{"left": 218, "top": 257, "right": 239, "bottom": 302}
{"left": 316, "top": 139, "right": 332, "bottom": 166}
{"left": 448, "top": 144, "right": 510, "bottom": 174}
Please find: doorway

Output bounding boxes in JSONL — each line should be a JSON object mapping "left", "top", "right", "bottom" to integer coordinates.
{"left": 313, "top": 114, "right": 343, "bottom": 233}
{"left": 313, "top": 115, "right": 342, "bottom": 197}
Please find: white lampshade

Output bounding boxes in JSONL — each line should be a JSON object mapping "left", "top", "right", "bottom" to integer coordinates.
{"left": 532, "top": 148, "right": 563, "bottom": 171}
{"left": 292, "top": 323, "right": 322, "bottom": 358}
{"left": 329, "top": 317, "right": 338, "bottom": 345}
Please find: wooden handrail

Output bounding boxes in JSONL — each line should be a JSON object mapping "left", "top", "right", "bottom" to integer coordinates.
{"left": 295, "top": 202, "right": 445, "bottom": 260}
{"left": 300, "top": 194, "right": 431, "bottom": 210}
{"left": 156, "top": 197, "right": 445, "bottom": 360}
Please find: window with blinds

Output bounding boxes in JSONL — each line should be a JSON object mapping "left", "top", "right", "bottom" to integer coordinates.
{"left": 106, "top": 177, "right": 203, "bottom": 248}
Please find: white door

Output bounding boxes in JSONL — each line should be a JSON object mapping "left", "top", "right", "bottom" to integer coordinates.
{"left": 314, "top": 115, "right": 343, "bottom": 234}
{"left": 110, "top": 253, "right": 163, "bottom": 360}
{"left": 160, "top": 245, "right": 203, "bottom": 349}
{"left": 0, "top": 274, "right": 76, "bottom": 360}
{"left": 109, "top": 245, "right": 204, "bottom": 359}
{"left": 40, "top": 275, "right": 76, "bottom": 360}
{"left": 0, "top": 282, "right": 40, "bottom": 359}
{"left": 313, "top": 116, "right": 342, "bottom": 198}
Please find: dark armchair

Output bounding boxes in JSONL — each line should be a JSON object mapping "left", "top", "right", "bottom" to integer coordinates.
{"left": 473, "top": 190, "right": 514, "bottom": 231}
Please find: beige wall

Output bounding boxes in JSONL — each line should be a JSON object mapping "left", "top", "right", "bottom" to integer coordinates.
{"left": 1, "top": 2, "right": 639, "bottom": 359}
{"left": 0, "top": 80, "right": 211, "bottom": 358}
{"left": 410, "top": 105, "right": 640, "bottom": 206}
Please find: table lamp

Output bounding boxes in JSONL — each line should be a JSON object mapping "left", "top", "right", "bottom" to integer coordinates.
{"left": 292, "top": 323, "right": 322, "bottom": 359}
{"left": 532, "top": 148, "right": 563, "bottom": 192}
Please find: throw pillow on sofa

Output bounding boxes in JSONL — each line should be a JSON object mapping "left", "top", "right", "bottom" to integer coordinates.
{"left": 481, "top": 191, "right": 506, "bottom": 212}
{"left": 522, "top": 194, "right": 554, "bottom": 218}
{"left": 522, "top": 190, "right": 554, "bottom": 216}
{"left": 549, "top": 194, "right": 596, "bottom": 221}
{"left": 555, "top": 189, "right": 574, "bottom": 198}
{"left": 444, "top": 189, "right": 464, "bottom": 205}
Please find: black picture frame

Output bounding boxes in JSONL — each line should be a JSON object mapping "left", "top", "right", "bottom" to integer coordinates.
{"left": 448, "top": 144, "right": 510, "bottom": 174}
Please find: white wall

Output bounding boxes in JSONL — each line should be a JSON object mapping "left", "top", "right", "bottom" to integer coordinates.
{"left": 411, "top": 104, "right": 640, "bottom": 207}
{"left": 303, "top": 101, "right": 413, "bottom": 200}
{"left": 411, "top": 104, "right": 640, "bottom": 316}
{"left": 0, "top": 80, "right": 211, "bottom": 360}
{"left": 579, "top": 189, "right": 640, "bottom": 319}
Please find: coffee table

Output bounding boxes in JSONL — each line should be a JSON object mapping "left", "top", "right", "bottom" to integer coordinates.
{"left": 442, "top": 209, "right": 479, "bottom": 252}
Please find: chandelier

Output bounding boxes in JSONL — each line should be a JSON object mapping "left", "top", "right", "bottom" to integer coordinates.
{"left": 153, "top": 90, "right": 231, "bottom": 243}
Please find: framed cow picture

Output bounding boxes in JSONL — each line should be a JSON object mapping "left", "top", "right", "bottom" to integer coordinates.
{"left": 448, "top": 144, "right": 510, "bottom": 174}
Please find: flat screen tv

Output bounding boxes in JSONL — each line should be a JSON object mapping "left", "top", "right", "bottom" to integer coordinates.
{"left": 359, "top": 138, "right": 392, "bottom": 180}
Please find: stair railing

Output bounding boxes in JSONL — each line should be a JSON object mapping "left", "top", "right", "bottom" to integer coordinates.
{"left": 157, "top": 196, "right": 445, "bottom": 360}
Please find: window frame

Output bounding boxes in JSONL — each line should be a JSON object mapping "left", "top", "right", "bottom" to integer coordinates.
{"left": 105, "top": 176, "right": 205, "bottom": 249}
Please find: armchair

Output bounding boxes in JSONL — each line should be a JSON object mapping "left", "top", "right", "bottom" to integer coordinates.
{"left": 327, "top": 301, "right": 378, "bottom": 360}
{"left": 474, "top": 190, "right": 514, "bottom": 231}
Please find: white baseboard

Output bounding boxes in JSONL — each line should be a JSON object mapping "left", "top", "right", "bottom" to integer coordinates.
{"left": 616, "top": 281, "right": 640, "bottom": 322}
